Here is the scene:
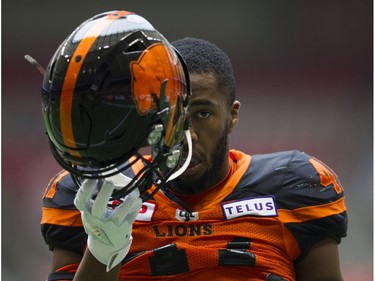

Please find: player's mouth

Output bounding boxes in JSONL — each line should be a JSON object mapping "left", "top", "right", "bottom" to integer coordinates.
{"left": 180, "top": 156, "right": 201, "bottom": 176}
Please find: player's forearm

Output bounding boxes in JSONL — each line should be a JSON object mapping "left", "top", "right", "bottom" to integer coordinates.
{"left": 73, "top": 250, "right": 121, "bottom": 281}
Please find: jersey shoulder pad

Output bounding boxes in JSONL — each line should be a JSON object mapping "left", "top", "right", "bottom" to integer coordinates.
{"left": 41, "top": 170, "right": 86, "bottom": 254}
{"left": 42, "top": 170, "right": 79, "bottom": 209}
{"left": 274, "top": 150, "right": 345, "bottom": 210}
{"left": 238, "top": 150, "right": 345, "bottom": 208}
{"left": 235, "top": 150, "right": 347, "bottom": 261}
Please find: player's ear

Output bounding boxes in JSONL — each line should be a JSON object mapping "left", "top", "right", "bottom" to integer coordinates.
{"left": 228, "top": 100, "right": 240, "bottom": 134}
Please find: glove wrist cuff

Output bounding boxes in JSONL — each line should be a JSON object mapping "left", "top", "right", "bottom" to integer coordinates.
{"left": 106, "top": 237, "right": 133, "bottom": 272}
{"left": 88, "top": 236, "right": 133, "bottom": 272}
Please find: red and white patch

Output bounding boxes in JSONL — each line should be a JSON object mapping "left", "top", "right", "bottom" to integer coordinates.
{"left": 135, "top": 202, "right": 156, "bottom": 222}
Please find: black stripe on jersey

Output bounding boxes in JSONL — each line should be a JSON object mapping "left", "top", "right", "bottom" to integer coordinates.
{"left": 227, "top": 237, "right": 251, "bottom": 250}
{"left": 218, "top": 249, "right": 256, "bottom": 266}
{"left": 47, "top": 271, "right": 75, "bottom": 281}
{"left": 41, "top": 223, "right": 87, "bottom": 255}
{"left": 149, "top": 243, "right": 189, "bottom": 276}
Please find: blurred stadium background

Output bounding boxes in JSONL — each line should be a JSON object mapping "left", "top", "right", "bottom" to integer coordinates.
{"left": 2, "top": 1, "right": 372, "bottom": 280}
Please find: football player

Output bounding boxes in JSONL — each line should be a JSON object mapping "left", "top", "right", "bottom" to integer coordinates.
{"left": 39, "top": 10, "right": 347, "bottom": 281}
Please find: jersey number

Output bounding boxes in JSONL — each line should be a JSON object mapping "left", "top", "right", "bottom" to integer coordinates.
{"left": 309, "top": 158, "right": 344, "bottom": 194}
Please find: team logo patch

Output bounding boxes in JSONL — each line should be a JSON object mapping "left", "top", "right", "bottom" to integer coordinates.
{"left": 135, "top": 202, "right": 156, "bottom": 222}
{"left": 222, "top": 196, "right": 278, "bottom": 220}
{"left": 130, "top": 42, "right": 180, "bottom": 115}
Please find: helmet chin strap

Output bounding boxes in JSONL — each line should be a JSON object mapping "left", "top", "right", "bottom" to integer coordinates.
{"left": 167, "top": 129, "right": 192, "bottom": 182}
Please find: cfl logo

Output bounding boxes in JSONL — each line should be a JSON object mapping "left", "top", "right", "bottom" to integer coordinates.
{"left": 175, "top": 209, "right": 199, "bottom": 222}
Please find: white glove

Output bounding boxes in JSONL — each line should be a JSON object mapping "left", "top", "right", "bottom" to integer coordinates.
{"left": 74, "top": 175, "right": 142, "bottom": 272}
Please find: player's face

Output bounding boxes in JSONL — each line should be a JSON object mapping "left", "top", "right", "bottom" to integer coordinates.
{"left": 172, "top": 72, "right": 239, "bottom": 194}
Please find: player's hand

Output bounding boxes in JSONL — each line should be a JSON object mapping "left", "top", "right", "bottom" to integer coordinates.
{"left": 74, "top": 176, "right": 142, "bottom": 272}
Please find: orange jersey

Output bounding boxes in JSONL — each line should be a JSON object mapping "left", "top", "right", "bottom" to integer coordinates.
{"left": 41, "top": 150, "right": 347, "bottom": 281}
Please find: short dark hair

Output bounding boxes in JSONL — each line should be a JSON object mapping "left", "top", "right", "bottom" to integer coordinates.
{"left": 172, "top": 37, "right": 236, "bottom": 107}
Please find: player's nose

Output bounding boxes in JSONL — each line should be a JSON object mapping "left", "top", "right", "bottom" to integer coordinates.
{"left": 189, "top": 125, "right": 198, "bottom": 142}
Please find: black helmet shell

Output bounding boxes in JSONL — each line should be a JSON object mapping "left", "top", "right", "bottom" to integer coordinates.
{"left": 42, "top": 11, "right": 189, "bottom": 175}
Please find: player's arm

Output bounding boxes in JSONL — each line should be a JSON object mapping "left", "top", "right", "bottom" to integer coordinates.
{"left": 51, "top": 248, "right": 81, "bottom": 271}
{"left": 49, "top": 248, "right": 120, "bottom": 281}
{"left": 42, "top": 171, "right": 141, "bottom": 280}
{"left": 295, "top": 238, "right": 343, "bottom": 281}
{"left": 275, "top": 151, "right": 347, "bottom": 281}
{"left": 42, "top": 171, "right": 87, "bottom": 281}
{"left": 73, "top": 249, "right": 121, "bottom": 281}
{"left": 47, "top": 248, "right": 81, "bottom": 281}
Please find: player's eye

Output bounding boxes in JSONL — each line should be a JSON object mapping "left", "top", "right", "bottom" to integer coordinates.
{"left": 196, "top": 111, "right": 211, "bottom": 119}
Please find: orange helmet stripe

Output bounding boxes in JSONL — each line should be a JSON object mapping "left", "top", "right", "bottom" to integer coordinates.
{"left": 60, "top": 11, "right": 132, "bottom": 156}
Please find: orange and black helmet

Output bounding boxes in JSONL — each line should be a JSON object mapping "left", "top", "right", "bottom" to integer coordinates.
{"left": 42, "top": 10, "right": 190, "bottom": 184}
